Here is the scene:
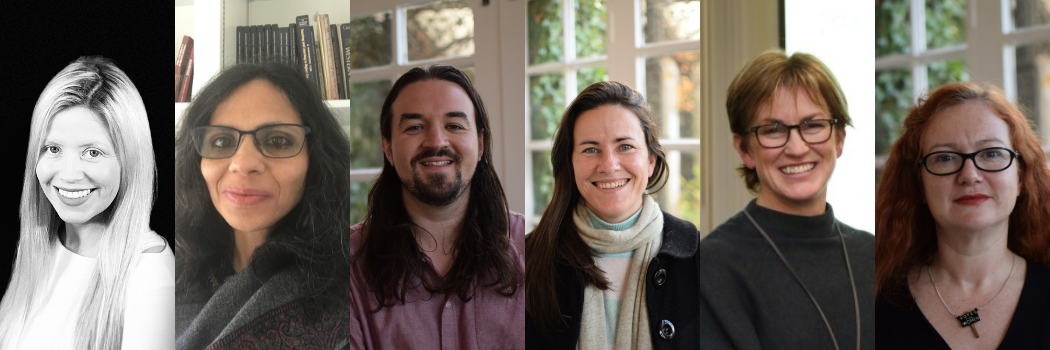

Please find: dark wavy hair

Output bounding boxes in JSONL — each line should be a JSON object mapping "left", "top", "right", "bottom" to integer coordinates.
{"left": 359, "top": 64, "right": 521, "bottom": 310}
{"left": 174, "top": 64, "right": 356, "bottom": 303}
{"left": 876, "top": 82, "right": 1050, "bottom": 305}
{"left": 525, "top": 81, "right": 669, "bottom": 335}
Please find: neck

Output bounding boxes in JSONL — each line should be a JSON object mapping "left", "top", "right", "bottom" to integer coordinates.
{"left": 931, "top": 221, "right": 1013, "bottom": 287}
{"left": 755, "top": 191, "right": 827, "bottom": 216}
{"left": 63, "top": 221, "right": 107, "bottom": 257}
{"left": 232, "top": 228, "right": 269, "bottom": 272}
{"left": 401, "top": 186, "right": 469, "bottom": 264}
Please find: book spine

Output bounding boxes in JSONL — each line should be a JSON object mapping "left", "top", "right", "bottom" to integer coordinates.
{"left": 290, "top": 24, "right": 299, "bottom": 68}
{"left": 270, "top": 24, "right": 278, "bottom": 64}
{"left": 298, "top": 26, "right": 317, "bottom": 88}
{"left": 315, "top": 15, "right": 327, "bottom": 99}
{"left": 178, "top": 48, "right": 194, "bottom": 102}
{"left": 266, "top": 24, "right": 274, "bottom": 64}
{"left": 175, "top": 35, "right": 193, "bottom": 101}
{"left": 319, "top": 14, "right": 338, "bottom": 100}
{"left": 296, "top": 15, "right": 309, "bottom": 27}
{"left": 249, "top": 25, "right": 257, "bottom": 64}
{"left": 235, "top": 26, "right": 243, "bottom": 64}
{"left": 339, "top": 23, "right": 353, "bottom": 98}
{"left": 331, "top": 24, "right": 345, "bottom": 100}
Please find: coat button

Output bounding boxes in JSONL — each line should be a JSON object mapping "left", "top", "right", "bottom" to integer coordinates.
{"left": 654, "top": 269, "right": 667, "bottom": 286}
{"left": 660, "top": 320, "right": 675, "bottom": 340}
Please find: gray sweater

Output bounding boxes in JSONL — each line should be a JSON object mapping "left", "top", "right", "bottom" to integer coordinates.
{"left": 694, "top": 200, "right": 875, "bottom": 349}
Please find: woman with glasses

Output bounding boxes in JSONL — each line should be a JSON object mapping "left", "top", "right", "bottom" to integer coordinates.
{"left": 0, "top": 57, "right": 171, "bottom": 349}
{"left": 876, "top": 82, "right": 1050, "bottom": 349}
{"left": 174, "top": 64, "right": 358, "bottom": 349}
{"left": 693, "top": 50, "right": 874, "bottom": 349}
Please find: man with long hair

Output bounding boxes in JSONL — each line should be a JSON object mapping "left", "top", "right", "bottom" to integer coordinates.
{"left": 340, "top": 65, "right": 524, "bottom": 349}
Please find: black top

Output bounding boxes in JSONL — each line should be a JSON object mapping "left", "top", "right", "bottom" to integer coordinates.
{"left": 693, "top": 199, "right": 876, "bottom": 349}
{"left": 876, "top": 258, "right": 1050, "bottom": 349}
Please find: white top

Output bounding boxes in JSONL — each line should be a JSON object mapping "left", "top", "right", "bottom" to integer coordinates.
{"left": 15, "top": 231, "right": 175, "bottom": 350}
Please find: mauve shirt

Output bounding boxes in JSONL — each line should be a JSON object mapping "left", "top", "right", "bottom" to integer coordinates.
{"left": 341, "top": 211, "right": 526, "bottom": 350}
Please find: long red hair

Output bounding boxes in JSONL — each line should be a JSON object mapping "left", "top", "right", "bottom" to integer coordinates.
{"left": 876, "top": 82, "right": 1050, "bottom": 304}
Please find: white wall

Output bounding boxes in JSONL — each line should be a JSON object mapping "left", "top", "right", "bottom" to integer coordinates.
{"left": 786, "top": 0, "right": 876, "bottom": 234}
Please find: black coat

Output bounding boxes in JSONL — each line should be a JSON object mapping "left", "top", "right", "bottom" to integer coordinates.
{"left": 525, "top": 211, "right": 701, "bottom": 349}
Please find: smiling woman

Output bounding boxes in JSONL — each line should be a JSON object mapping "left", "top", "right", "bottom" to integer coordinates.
{"left": 0, "top": 56, "right": 172, "bottom": 349}
{"left": 174, "top": 63, "right": 359, "bottom": 349}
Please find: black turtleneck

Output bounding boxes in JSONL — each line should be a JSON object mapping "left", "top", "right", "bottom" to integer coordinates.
{"left": 694, "top": 199, "right": 875, "bottom": 349}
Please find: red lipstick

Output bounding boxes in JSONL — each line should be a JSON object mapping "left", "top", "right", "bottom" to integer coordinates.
{"left": 954, "top": 194, "right": 990, "bottom": 206}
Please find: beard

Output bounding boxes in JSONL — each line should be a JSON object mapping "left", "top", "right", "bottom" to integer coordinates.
{"left": 402, "top": 147, "right": 471, "bottom": 207}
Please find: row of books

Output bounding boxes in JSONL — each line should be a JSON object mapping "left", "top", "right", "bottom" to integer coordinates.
{"left": 236, "top": 14, "right": 351, "bottom": 101}
{"left": 175, "top": 35, "right": 195, "bottom": 103}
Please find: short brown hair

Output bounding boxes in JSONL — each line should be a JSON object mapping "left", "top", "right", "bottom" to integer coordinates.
{"left": 725, "top": 50, "right": 852, "bottom": 192}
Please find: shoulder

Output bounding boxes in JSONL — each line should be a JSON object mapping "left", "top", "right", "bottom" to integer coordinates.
{"left": 657, "top": 212, "right": 700, "bottom": 258}
{"left": 130, "top": 231, "right": 175, "bottom": 291}
{"left": 507, "top": 211, "right": 526, "bottom": 237}
{"left": 696, "top": 210, "right": 752, "bottom": 254}
{"left": 835, "top": 220, "right": 875, "bottom": 242}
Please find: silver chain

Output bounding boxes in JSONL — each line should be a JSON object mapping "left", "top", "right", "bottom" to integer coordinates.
{"left": 927, "top": 253, "right": 1016, "bottom": 316}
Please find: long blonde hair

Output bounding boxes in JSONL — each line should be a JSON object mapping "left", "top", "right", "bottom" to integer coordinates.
{"left": 0, "top": 56, "right": 155, "bottom": 349}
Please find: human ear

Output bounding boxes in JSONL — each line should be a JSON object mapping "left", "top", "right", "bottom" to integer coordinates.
{"left": 733, "top": 134, "right": 755, "bottom": 169}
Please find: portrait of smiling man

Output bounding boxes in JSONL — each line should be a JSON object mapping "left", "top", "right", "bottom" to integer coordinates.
{"left": 339, "top": 64, "right": 525, "bottom": 349}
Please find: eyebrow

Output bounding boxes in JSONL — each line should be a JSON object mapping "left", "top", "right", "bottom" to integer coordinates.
{"left": 928, "top": 138, "right": 1007, "bottom": 151}
{"left": 577, "top": 136, "right": 636, "bottom": 146}
{"left": 398, "top": 111, "right": 470, "bottom": 125}
{"left": 209, "top": 122, "right": 290, "bottom": 130}
{"left": 756, "top": 113, "right": 824, "bottom": 125}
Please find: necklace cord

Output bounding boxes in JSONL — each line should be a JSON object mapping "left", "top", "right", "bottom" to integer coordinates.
{"left": 927, "top": 253, "right": 1016, "bottom": 316}
{"left": 743, "top": 209, "right": 860, "bottom": 350}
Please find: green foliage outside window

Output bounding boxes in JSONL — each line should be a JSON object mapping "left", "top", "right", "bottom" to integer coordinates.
{"left": 876, "top": 0, "right": 910, "bottom": 57}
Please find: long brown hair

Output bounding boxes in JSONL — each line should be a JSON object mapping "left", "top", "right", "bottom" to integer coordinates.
{"left": 876, "top": 82, "right": 1050, "bottom": 305}
{"left": 525, "top": 81, "right": 669, "bottom": 335}
{"left": 359, "top": 65, "right": 521, "bottom": 310}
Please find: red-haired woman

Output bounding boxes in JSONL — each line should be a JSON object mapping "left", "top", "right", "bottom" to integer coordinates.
{"left": 876, "top": 82, "right": 1050, "bottom": 349}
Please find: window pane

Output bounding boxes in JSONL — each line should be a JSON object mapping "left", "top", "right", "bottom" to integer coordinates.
{"left": 645, "top": 50, "right": 701, "bottom": 139}
{"left": 576, "top": 66, "right": 608, "bottom": 92}
{"left": 532, "top": 151, "right": 555, "bottom": 215}
{"left": 341, "top": 12, "right": 392, "bottom": 70}
{"left": 458, "top": 65, "right": 476, "bottom": 83}
{"left": 529, "top": 0, "right": 564, "bottom": 65}
{"left": 875, "top": 69, "right": 912, "bottom": 155}
{"left": 346, "top": 181, "right": 373, "bottom": 224}
{"left": 1012, "top": 0, "right": 1050, "bottom": 30}
{"left": 576, "top": 0, "right": 607, "bottom": 59}
{"left": 334, "top": 80, "right": 392, "bottom": 169}
{"left": 1016, "top": 41, "right": 1050, "bottom": 143}
{"left": 406, "top": 0, "right": 474, "bottom": 62}
{"left": 927, "top": 58, "right": 968, "bottom": 88}
{"left": 926, "top": 0, "right": 966, "bottom": 50}
{"left": 530, "top": 73, "right": 566, "bottom": 140}
{"left": 650, "top": 151, "right": 703, "bottom": 225}
{"left": 641, "top": 0, "right": 702, "bottom": 44}
{"left": 876, "top": 0, "right": 910, "bottom": 57}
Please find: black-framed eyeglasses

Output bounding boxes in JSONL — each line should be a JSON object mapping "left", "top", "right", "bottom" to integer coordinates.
{"left": 190, "top": 124, "right": 311, "bottom": 159}
{"left": 747, "top": 118, "right": 838, "bottom": 148}
{"left": 919, "top": 147, "right": 1021, "bottom": 176}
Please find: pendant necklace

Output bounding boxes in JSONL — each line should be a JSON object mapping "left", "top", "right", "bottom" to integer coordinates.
{"left": 927, "top": 254, "right": 1016, "bottom": 339}
{"left": 743, "top": 209, "right": 860, "bottom": 350}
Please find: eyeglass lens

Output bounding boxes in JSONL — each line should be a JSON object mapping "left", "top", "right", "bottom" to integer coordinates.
{"left": 193, "top": 125, "right": 308, "bottom": 159}
{"left": 755, "top": 120, "right": 833, "bottom": 148}
{"left": 923, "top": 148, "right": 1016, "bottom": 175}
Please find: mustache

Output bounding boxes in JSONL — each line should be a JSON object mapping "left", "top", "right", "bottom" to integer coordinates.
{"left": 410, "top": 147, "right": 462, "bottom": 165}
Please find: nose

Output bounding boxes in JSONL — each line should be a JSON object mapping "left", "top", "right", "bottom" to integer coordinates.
{"left": 57, "top": 154, "right": 86, "bottom": 182}
{"left": 228, "top": 135, "right": 265, "bottom": 175}
{"left": 423, "top": 125, "right": 450, "bottom": 149}
{"left": 956, "top": 157, "right": 983, "bottom": 185}
{"left": 597, "top": 150, "right": 621, "bottom": 173}
{"left": 783, "top": 128, "right": 809, "bottom": 156}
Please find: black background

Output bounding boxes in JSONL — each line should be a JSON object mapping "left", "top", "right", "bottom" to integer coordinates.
{"left": 1, "top": 2, "right": 172, "bottom": 294}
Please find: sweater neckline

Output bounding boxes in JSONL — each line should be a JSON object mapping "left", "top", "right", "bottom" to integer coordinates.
{"left": 746, "top": 199, "right": 837, "bottom": 239}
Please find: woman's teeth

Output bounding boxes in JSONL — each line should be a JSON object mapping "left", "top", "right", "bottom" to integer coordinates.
{"left": 58, "top": 188, "right": 92, "bottom": 199}
{"left": 421, "top": 160, "right": 452, "bottom": 166}
{"left": 780, "top": 163, "right": 815, "bottom": 175}
{"left": 597, "top": 180, "right": 627, "bottom": 189}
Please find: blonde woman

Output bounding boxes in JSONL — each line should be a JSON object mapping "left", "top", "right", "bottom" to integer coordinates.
{"left": 0, "top": 57, "right": 173, "bottom": 349}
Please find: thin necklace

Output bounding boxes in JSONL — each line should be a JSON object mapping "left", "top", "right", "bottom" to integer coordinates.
{"left": 743, "top": 209, "right": 860, "bottom": 350}
{"left": 927, "top": 253, "right": 1016, "bottom": 339}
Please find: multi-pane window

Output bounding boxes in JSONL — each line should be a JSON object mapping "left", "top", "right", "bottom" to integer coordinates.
{"left": 875, "top": 0, "right": 1050, "bottom": 169}
{"left": 525, "top": 0, "right": 706, "bottom": 226}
